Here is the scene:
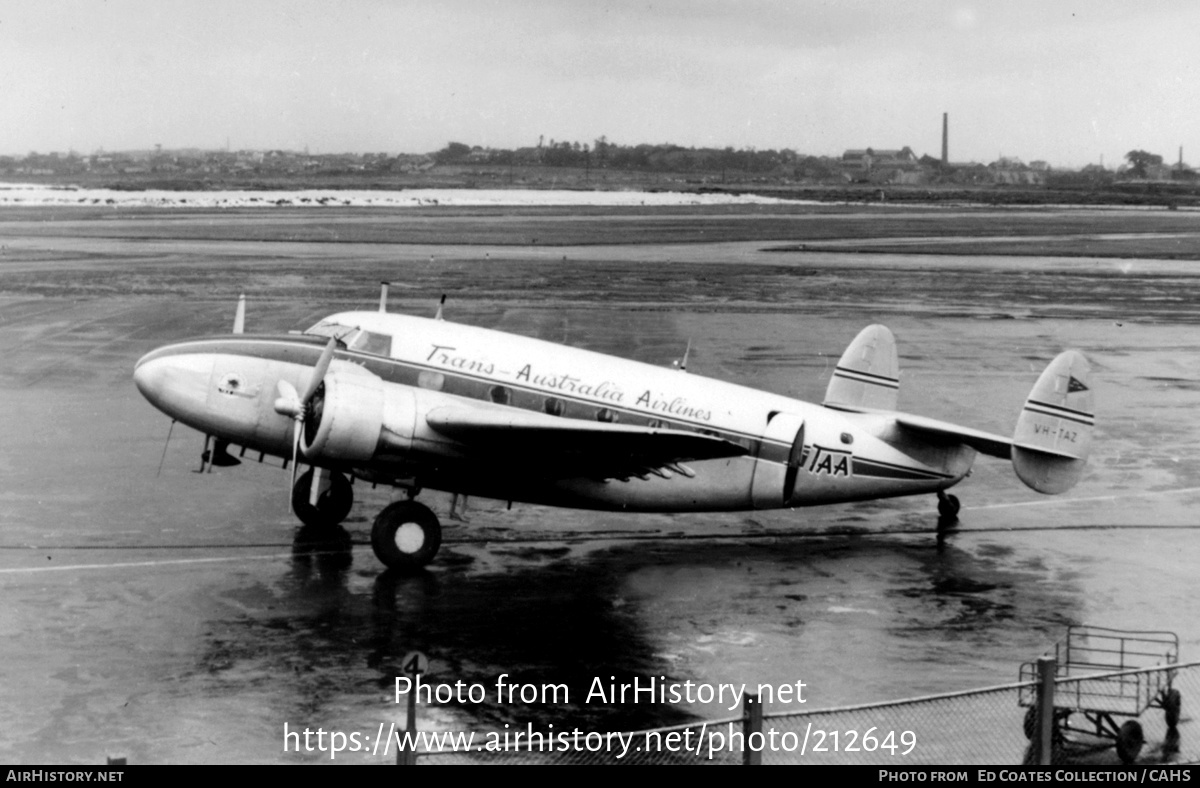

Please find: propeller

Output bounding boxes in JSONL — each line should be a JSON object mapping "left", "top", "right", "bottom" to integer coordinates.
{"left": 273, "top": 337, "right": 338, "bottom": 508}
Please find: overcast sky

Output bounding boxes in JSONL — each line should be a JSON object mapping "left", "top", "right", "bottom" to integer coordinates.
{"left": 2, "top": 1, "right": 1197, "bottom": 167}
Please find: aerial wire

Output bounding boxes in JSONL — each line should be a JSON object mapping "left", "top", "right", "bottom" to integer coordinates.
{"left": 156, "top": 420, "right": 176, "bottom": 478}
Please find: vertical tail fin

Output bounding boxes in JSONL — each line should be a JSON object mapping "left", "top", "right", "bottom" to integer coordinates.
{"left": 823, "top": 324, "right": 900, "bottom": 411}
{"left": 1012, "top": 350, "right": 1094, "bottom": 493}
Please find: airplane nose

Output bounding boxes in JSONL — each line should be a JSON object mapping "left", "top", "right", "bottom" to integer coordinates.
{"left": 133, "top": 351, "right": 215, "bottom": 421}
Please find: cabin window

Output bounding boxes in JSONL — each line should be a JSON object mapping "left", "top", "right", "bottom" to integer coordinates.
{"left": 647, "top": 418, "right": 667, "bottom": 429}
{"left": 418, "top": 371, "right": 445, "bottom": 391}
{"left": 543, "top": 397, "right": 565, "bottom": 416}
{"left": 489, "top": 385, "right": 511, "bottom": 404}
{"left": 840, "top": 432, "right": 854, "bottom": 445}
{"left": 596, "top": 408, "right": 618, "bottom": 423}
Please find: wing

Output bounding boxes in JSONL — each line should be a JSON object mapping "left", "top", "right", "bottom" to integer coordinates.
{"left": 425, "top": 405, "right": 749, "bottom": 481}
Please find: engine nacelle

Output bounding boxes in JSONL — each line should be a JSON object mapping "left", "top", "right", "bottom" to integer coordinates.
{"left": 301, "top": 370, "right": 418, "bottom": 464}
{"left": 750, "top": 411, "right": 806, "bottom": 509}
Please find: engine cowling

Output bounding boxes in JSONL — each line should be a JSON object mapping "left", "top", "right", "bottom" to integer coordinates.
{"left": 750, "top": 411, "right": 806, "bottom": 509}
{"left": 300, "top": 370, "right": 417, "bottom": 464}
{"left": 296, "top": 367, "right": 484, "bottom": 468}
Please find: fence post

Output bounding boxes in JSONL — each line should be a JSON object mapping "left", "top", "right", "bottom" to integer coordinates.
{"left": 742, "top": 692, "right": 762, "bottom": 765}
{"left": 397, "top": 684, "right": 418, "bottom": 765}
{"left": 1035, "top": 656, "right": 1056, "bottom": 766}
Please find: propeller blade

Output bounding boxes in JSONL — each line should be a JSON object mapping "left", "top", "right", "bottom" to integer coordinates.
{"left": 277, "top": 338, "right": 335, "bottom": 513}
{"left": 288, "top": 420, "right": 301, "bottom": 512}
{"left": 300, "top": 337, "right": 337, "bottom": 405}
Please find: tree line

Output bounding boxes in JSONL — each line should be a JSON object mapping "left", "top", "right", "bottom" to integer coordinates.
{"left": 434, "top": 138, "right": 828, "bottom": 175}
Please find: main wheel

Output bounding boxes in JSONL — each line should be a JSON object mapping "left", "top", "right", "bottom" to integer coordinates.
{"left": 1023, "top": 706, "right": 1066, "bottom": 742}
{"left": 937, "top": 492, "right": 961, "bottom": 519}
{"left": 1115, "top": 720, "right": 1143, "bottom": 764}
{"left": 292, "top": 469, "right": 353, "bottom": 528}
{"left": 371, "top": 501, "right": 442, "bottom": 570}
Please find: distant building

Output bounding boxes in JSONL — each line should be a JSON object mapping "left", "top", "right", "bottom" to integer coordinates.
{"left": 841, "top": 147, "right": 919, "bottom": 173}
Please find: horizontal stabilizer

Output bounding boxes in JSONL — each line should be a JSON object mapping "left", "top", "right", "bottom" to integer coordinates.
{"left": 893, "top": 413, "right": 1013, "bottom": 459}
{"left": 824, "top": 324, "right": 900, "bottom": 412}
{"left": 863, "top": 350, "right": 1094, "bottom": 495}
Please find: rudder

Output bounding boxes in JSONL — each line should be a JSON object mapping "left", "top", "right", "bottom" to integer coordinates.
{"left": 1012, "top": 350, "right": 1094, "bottom": 494}
{"left": 823, "top": 324, "right": 900, "bottom": 411}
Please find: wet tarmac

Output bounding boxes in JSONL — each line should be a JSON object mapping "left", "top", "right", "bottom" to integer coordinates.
{"left": 2, "top": 207, "right": 1200, "bottom": 764}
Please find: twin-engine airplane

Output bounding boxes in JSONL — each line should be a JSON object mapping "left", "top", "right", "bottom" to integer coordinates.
{"left": 133, "top": 287, "right": 1094, "bottom": 571}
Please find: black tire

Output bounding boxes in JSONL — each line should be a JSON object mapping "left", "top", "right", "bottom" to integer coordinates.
{"left": 1115, "top": 720, "right": 1143, "bottom": 764}
{"left": 292, "top": 469, "right": 353, "bottom": 528}
{"left": 1023, "top": 706, "right": 1064, "bottom": 742}
{"left": 1023, "top": 707, "right": 1037, "bottom": 740}
{"left": 937, "top": 493, "right": 961, "bottom": 519}
{"left": 371, "top": 501, "right": 442, "bottom": 570}
{"left": 1164, "top": 688, "right": 1182, "bottom": 729}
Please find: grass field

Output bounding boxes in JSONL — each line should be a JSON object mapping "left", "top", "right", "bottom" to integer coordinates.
{"left": 2, "top": 203, "right": 1200, "bottom": 324}
{"left": 2, "top": 201, "right": 1198, "bottom": 248}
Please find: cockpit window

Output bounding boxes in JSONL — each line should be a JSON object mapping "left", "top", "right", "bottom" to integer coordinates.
{"left": 304, "top": 322, "right": 393, "bottom": 357}
{"left": 305, "top": 321, "right": 359, "bottom": 342}
{"left": 349, "top": 330, "right": 392, "bottom": 357}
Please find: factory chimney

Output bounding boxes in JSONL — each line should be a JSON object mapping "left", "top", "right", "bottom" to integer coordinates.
{"left": 941, "top": 113, "right": 949, "bottom": 165}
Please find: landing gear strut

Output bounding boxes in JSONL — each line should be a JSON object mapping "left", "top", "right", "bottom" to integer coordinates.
{"left": 291, "top": 469, "right": 353, "bottom": 528}
{"left": 371, "top": 500, "right": 442, "bottom": 571}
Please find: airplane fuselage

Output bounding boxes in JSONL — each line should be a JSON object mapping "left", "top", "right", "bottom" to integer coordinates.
{"left": 134, "top": 311, "right": 973, "bottom": 513}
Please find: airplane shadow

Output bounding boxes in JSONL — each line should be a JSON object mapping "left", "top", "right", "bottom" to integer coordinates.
{"left": 290, "top": 523, "right": 354, "bottom": 578}
{"left": 188, "top": 517, "right": 1083, "bottom": 735}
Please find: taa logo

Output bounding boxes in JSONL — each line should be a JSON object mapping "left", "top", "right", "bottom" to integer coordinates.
{"left": 807, "top": 446, "right": 852, "bottom": 477}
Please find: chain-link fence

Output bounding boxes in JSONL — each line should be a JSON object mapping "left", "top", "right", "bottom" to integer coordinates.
{"left": 413, "top": 660, "right": 1198, "bottom": 765}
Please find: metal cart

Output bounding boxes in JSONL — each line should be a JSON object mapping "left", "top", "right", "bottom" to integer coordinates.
{"left": 1019, "top": 626, "right": 1182, "bottom": 764}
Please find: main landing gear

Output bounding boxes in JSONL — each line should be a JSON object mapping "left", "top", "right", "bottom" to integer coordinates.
{"left": 291, "top": 469, "right": 354, "bottom": 528}
{"left": 290, "top": 469, "right": 354, "bottom": 560}
{"left": 936, "top": 490, "right": 961, "bottom": 520}
{"left": 936, "top": 490, "right": 961, "bottom": 541}
{"left": 370, "top": 500, "right": 443, "bottom": 571}
{"left": 288, "top": 469, "right": 443, "bottom": 571}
